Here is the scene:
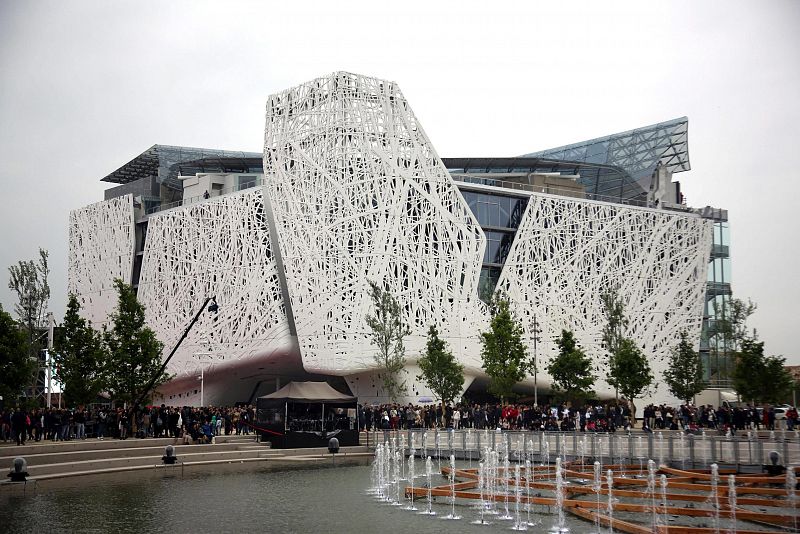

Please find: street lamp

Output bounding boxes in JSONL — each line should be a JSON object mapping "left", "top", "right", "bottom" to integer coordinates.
{"left": 194, "top": 351, "right": 213, "bottom": 407}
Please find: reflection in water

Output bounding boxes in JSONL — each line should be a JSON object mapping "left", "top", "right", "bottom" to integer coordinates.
{"left": 0, "top": 463, "right": 596, "bottom": 534}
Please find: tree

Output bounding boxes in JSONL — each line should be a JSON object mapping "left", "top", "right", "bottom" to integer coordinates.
{"left": 705, "top": 297, "right": 757, "bottom": 383}
{"left": 607, "top": 338, "right": 654, "bottom": 418}
{"left": 365, "top": 280, "right": 410, "bottom": 401}
{"left": 0, "top": 304, "right": 34, "bottom": 404}
{"left": 732, "top": 339, "right": 794, "bottom": 405}
{"left": 417, "top": 325, "right": 465, "bottom": 418}
{"left": 663, "top": 330, "right": 706, "bottom": 403}
{"left": 7, "top": 248, "right": 50, "bottom": 392}
{"left": 600, "top": 287, "right": 628, "bottom": 399}
{"left": 707, "top": 297, "right": 757, "bottom": 353}
{"left": 104, "top": 279, "right": 166, "bottom": 406}
{"left": 480, "top": 296, "right": 530, "bottom": 401}
{"left": 546, "top": 329, "right": 595, "bottom": 401}
{"left": 53, "top": 295, "right": 107, "bottom": 407}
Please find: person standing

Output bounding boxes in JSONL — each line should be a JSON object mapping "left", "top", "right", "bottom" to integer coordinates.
{"left": 11, "top": 408, "right": 27, "bottom": 446}
{"left": 75, "top": 409, "right": 86, "bottom": 440}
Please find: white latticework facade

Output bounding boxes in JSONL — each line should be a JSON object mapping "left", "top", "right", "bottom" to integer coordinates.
{"left": 137, "top": 189, "right": 294, "bottom": 380}
{"left": 263, "top": 72, "right": 486, "bottom": 376}
{"left": 497, "top": 193, "right": 713, "bottom": 398}
{"left": 68, "top": 194, "right": 135, "bottom": 328}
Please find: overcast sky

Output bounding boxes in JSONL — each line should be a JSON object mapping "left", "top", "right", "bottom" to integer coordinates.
{"left": 1, "top": 1, "right": 798, "bottom": 362}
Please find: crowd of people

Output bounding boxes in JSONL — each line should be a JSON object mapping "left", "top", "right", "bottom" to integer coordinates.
{"left": 3, "top": 400, "right": 796, "bottom": 446}
{"left": 359, "top": 402, "right": 636, "bottom": 433}
{"left": 0, "top": 405, "right": 257, "bottom": 446}
{"left": 358, "top": 401, "right": 798, "bottom": 435}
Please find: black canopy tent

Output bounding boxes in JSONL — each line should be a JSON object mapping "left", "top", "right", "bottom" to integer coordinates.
{"left": 256, "top": 382, "right": 359, "bottom": 449}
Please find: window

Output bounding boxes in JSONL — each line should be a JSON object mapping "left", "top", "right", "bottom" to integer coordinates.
{"left": 238, "top": 175, "right": 257, "bottom": 191}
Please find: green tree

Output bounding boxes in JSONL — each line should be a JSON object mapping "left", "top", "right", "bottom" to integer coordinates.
{"left": 0, "top": 304, "right": 34, "bottom": 404}
{"left": 607, "top": 338, "right": 653, "bottom": 419}
{"left": 480, "top": 296, "right": 530, "bottom": 401}
{"left": 705, "top": 297, "right": 757, "bottom": 384}
{"left": 600, "top": 287, "right": 628, "bottom": 399}
{"left": 417, "top": 325, "right": 465, "bottom": 418}
{"left": 104, "top": 279, "right": 166, "bottom": 406}
{"left": 365, "top": 280, "right": 410, "bottom": 401}
{"left": 546, "top": 329, "right": 595, "bottom": 401}
{"left": 7, "top": 248, "right": 50, "bottom": 393}
{"left": 663, "top": 330, "right": 706, "bottom": 403}
{"left": 53, "top": 294, "right": 107, "bottom": 406}
{"left": 732, "top": 339, "right": 794, "bottom": 405}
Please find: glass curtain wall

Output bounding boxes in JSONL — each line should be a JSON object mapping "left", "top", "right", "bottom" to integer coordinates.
{"left": 459, "top": 189, "right": 528, "bottom": 302}
{"left": 700, "top": 221, "right": 733, "bottom": 387}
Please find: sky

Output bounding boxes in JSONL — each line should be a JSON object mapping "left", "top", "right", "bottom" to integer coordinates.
{"left": 1, "top": 1, "right": 798, "bottom": 362}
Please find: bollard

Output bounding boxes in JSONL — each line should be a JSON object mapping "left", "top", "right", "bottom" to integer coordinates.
{"left": 161, "top": 445, "right": 178, "bottom": 465}
{"left": 7, "top": 458, "right": 29, "bottom": 482}
{"left": 328, "top": 437, "right": 340, "bottom": 466}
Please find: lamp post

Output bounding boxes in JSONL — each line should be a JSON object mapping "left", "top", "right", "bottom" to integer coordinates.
{"left": 194, "top": 351, "right": 213, "bottom": 407}
{"left": 46, "top": 312, "right": 54, "bottom": 408}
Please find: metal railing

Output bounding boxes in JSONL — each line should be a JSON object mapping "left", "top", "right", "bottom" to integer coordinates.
{"left": 452, "top": 174, "right": 693, "bottom": 214}
{"left": 365, "top": 428, "right": 800, "bottom": 468}
{"left": 145, "top": 177, "right": 266, "bottom": 215}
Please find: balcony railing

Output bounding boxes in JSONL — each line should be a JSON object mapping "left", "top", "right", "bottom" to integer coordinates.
{"left": 145, "top": 177, "right": 266, "bottom": 215}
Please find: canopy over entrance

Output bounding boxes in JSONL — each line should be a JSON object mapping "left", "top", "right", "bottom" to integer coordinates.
{"left": 256, "top": 381, "right": 358, "bottom": 449}
{"left": 258, "top": 381, "right": 355, "bottom": 403}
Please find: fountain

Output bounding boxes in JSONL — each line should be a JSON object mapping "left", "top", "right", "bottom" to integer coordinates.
{"left": 660, "top": 474, "right": 668, "bottom": 529}
{"left": 466, "top": 429, "right": 472, "bottom": 468}
{"left": 597, "top": 436, "right": 605, "bottom": 470}
{"left": 578, "top": 438, "right": 586, "bottom": 467}
{"left": 702, "top": 430, "right": 709, "bottom": 463}
{"left": 442, "top": 455, "right": 461, "bottom": 520}
{"left": 606, "top": 469, "right": 614, "bottom": 534}
{"left": 658, "top": 431, "right": 665, "bottom": 466}
{"left": 422, "top": 456, "right": 436, "bottom": 515}
{"left": 710, "top": 463, "right": 720, "bottom": 534}
{"left": 436, "top": 432, "right": 442, "bottom": 471}
{"left": 542, "top": 436, "right": 550, "bottom": 466}
{"left": 402, "top": 435, "right": 409, "bottom": 478}
{"left": 512, "top": 464, "right": 526, "bottom": 530}
{"left": 647, "top": 459, "right": 658, "bottom": 531}
{"left": 525, "top": 459, "right": 536, "bottom": 527}
{"left": 553, "top": 457, "right": 567, "bottom": 533}
{"left": 471, "top": 460, "right": 490, "bottom": 525}
{"left": 422, "top": 431, "right": 428, "bottom": 459}
{"left": 727, "top": 474, "right": 736, "bottom": 534}
{"left": 405, "top": 450, "right": 417, "bottom": 511}
{"left": 393, "top": 450, "right": 403, "bottom": 505}
{"left": 636, "top": 436, "right": 644, "bottom": 476}
{"left": 500, "top": 443, "right": 513, "bottom": 520}
{"left": 592, "top": 461, "right": 602, "bottom": 534}
{"left": 787, "top": 467, "right": 797, "bottom": 532}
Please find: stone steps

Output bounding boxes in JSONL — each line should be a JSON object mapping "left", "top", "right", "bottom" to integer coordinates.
{"left": 0, "top": 434, "right": 258, "bottom": 458}
{"left": 24, "top": 449, "right": 268, "bottom": 476}
{"left": 0, "top": 435, "right": 367, "bottom": 480}
{"left": 0, "top": 442, "right": 256, "bottom": 466}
